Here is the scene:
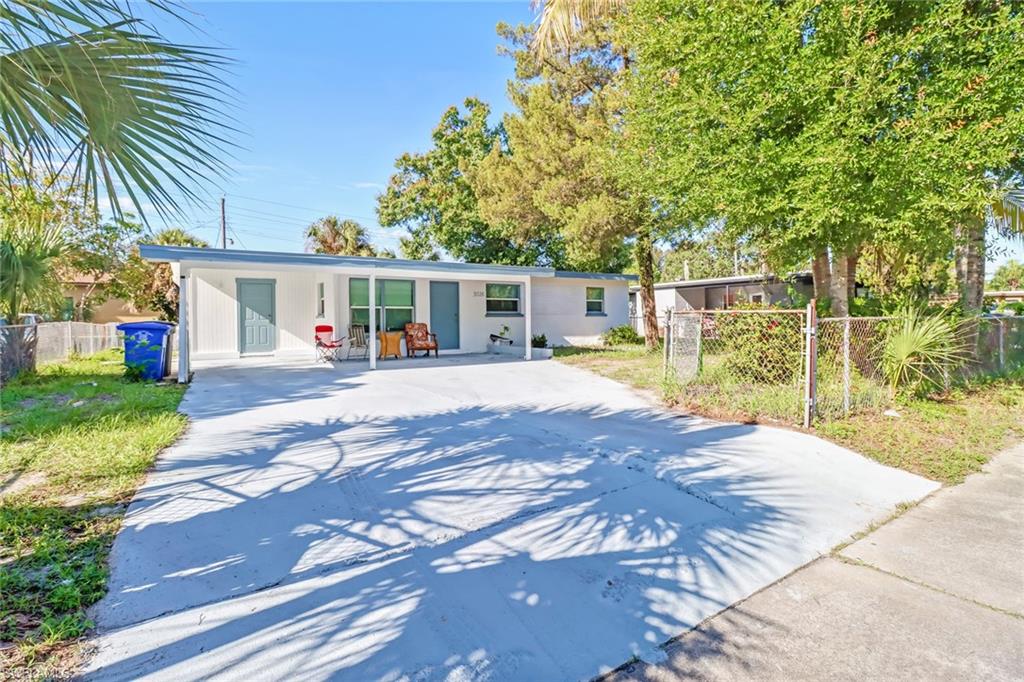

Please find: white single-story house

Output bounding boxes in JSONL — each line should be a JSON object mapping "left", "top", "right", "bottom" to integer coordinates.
{"left": 140, "top": 245, "right": 635, "bottom": 381}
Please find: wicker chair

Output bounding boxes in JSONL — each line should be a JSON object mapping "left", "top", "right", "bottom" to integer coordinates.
{"left": 347, "top": 324, "right": 369, "bottom": 360}
{"left": 404, "top": 322, "right": 439, "bottom": 358}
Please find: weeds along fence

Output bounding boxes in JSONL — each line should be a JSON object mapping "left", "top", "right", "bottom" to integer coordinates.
{"left": 0, "top": 322, "right": 123, "bottom": 377}
{"left": 665, "top": 309, "right": 808, "bottom": 424}
{"left": 664, "top": 310, "right": 1024, "bottom": 427}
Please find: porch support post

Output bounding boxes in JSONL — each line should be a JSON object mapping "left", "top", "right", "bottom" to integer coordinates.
{"left": 177, "top": 268, "right": 190, "bottom": 383}
{"left": 368, "top": 270, "right": 377, "bottom": 370}
{"left": 523, "top": 276, "right": 532, "bottom": 361}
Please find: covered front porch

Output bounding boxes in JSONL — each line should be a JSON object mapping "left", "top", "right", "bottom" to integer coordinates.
{"left": 166, "top": 250, "right": 544, "bottom": 383}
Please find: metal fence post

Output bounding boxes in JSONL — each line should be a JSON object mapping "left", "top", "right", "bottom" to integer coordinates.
{"left": 803, "top": 300, "right": 817, "bottom": 428}
{"left": 662, "top": 309, "right": 672, "bottom": 375}
{"left": 998, "top": 319, "right": 1006, "bottom": 372}
{"left": 842, "top": 317, "right": 851, "bottom": 415}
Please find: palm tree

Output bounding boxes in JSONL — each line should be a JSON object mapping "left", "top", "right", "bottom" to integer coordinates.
{"left": 305, "top": 217, "right": 378, "bottom": 257}
{"left": 531, "top": 0, "right": 666, "bottom": 351}
{"left": 958, "top": 187, "right": 1024, "bottom": 312}
{"left": 532, "top": 0, "right": 626, "bottom": 55}
{"left": 1, "top": 0, "right": 232, "bottom": 220}
{"left": 0, "top": 186, "right": 68, "bottom": 381}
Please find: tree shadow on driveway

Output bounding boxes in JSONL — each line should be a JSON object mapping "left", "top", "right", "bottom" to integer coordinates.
{"left": 84, "top": 366, "right": 935, "bottom": 681}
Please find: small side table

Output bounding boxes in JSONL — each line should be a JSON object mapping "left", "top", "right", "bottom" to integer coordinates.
{"left": 378, "top": 331, "right": 403, "bottom": 359}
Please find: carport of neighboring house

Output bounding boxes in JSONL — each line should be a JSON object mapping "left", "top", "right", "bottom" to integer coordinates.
{"left": 140, "top": 245, "right": 634, "bottom": 381}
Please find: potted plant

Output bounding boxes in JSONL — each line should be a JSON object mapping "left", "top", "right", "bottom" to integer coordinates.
{"left": 531, "top": 333, "right": 553, "bottom": 359}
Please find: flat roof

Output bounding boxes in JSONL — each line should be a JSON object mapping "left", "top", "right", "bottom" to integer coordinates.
{"left": 140, "top": 245, "right": 636, "bottom": 281}
{"left": 630, "top": 272, "right": 810, "bottom": 291}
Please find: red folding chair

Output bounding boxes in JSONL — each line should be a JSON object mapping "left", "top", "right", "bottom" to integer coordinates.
{"left": 314, "top": 325, "right": 345, "bottom": 362}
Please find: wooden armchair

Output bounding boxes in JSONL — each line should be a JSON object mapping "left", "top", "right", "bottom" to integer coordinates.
{"left": 404, "top": 322, "right": 439, "bottom": 358}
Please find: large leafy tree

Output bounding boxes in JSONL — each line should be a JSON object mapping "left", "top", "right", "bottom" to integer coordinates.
{"left": 305, "top": 217, "right": 378, "bottom": 256}
{"left": 621, "top": 0, "right": 1024, "bottom": 316}
{"left": 109, "top": 228, "right": 208, "bottom": 321}
{"left": 990, "top": 259, "right": 1024, "bottom": 292}
{"left": 377, "top": 99, "right": 554, "bottom": 265}
{"left": 472, "top": 23, "right": 633, "bottom": 274}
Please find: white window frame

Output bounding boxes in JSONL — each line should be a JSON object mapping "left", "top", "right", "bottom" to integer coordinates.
{"left": 316, "top": 282, "right": 326, "bottom": 318}
{"left": 585, "top": 286, "right": 605, "bottom": 315}
{"left": 485, "top": 282, "right": 521, "bottom": 315}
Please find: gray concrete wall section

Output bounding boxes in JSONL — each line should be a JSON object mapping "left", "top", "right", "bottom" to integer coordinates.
{"left": 84, "top": 355, "right": 937, "bottom": 681}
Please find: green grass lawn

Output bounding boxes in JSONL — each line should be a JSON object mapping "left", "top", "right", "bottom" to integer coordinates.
{"left": 0, "top": 349, "right": 186, "bottom": 676}
{"left": 556, "top": 345, "right": 1024, "bottom": 486}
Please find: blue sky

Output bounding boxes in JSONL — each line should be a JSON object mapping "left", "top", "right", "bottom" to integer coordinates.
{"left": 147, "top": 1, "right": 532, "bottom": 254}
{"left": 147, "top": 2, "right": 1021, "bottom": 272}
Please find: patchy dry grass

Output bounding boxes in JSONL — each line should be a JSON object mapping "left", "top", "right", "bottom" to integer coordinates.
{"left": 555, "top": 345, "right": 666, "bottom": 395}
{"left": 818, "top": 375, "right": 1024, "bottom": 485}
{"left": 556, "top": 346, "right": 1024, "bottom": 486}
{"left": 0, "top": 349, "right": 186, "bottom": 675}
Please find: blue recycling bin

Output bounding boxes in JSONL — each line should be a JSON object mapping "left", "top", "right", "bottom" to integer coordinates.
{"left": 117, "top": 321, "right": 176, "bottom": 380}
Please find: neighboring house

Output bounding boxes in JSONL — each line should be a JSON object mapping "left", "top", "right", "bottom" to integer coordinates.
{"left": 141, "top": 245, "right": 635, "bottom": 379}
{"left": 629, "top": 272, "right": 815, "bottom": 331}
{"left": 63, "top": 274, "right": 158, "bottom": 323}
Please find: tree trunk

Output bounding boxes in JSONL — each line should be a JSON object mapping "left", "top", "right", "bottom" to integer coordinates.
{"left": 829, "top": 250, "right": 851, "bottom": 317}
{"left": 811, "top": 249, "right": 831, "bottom": 303}
{"left": 956, "top": 213, "right": 986, "bottom": 313}
{"left": 636, "top": 230, "right": 660, "bottom": 351}
{"left": 845, "top": 247, "right": 860, "bottom": 308}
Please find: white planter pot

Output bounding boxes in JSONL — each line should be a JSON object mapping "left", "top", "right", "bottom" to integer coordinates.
{"left": 486, "top": 343, "right": 552, "bottom": 360}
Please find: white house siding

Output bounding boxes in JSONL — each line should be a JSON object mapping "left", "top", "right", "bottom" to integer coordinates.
{"left": 189, "top": 268, "right": 317, "bottom": 359}
{"left": 187, "top": 268, "right": 629, "bottom": 359}
{"left": 532, "top": 278, "right": 628, "bottom": 346}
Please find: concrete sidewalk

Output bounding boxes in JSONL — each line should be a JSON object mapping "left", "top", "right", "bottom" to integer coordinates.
{"left": 609, "top": 442, "right": 1024, "bottom": 681}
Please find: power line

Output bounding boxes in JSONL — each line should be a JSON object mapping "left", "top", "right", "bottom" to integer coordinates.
{"left": 227, "top": 192, "right": 380, "bottom": 223}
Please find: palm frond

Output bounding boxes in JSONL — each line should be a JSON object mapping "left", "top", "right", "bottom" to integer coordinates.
{"left": 880, "top": 307, "right": 967, "bottom": 396}
{"left": 531, "top": 0, "right": 625, "bottom": 55}
{"left": 991, "top": 188, "right": 1024, "bottom": 240}
{"left": 0, "top": 0, "right": 234, "bottom": 222}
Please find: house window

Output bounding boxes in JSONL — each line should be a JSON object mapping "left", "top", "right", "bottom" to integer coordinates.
{"left": 350, "top": 278, "right": 414, "bottom": 332}
{"left": 750, "top": 293, "right": 764, "bottom": 305}
{"left": 586, "top": 287, "right": 605, "bottom": 314}
{"left": 316, "top": 282, "right": 325, "bottom": 318}
{"left": 485, "top": 283, "right": 520, "bottom": 314}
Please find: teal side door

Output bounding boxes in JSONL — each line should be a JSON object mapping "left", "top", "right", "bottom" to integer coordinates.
{"left": 237, "top": 279, "right": 276, "bottom": 354}
{"left": 429, "top": 281, "right": 459, "bottom": 350}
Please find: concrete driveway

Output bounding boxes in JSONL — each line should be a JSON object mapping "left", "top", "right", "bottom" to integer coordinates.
{"left": 84, "top": 355, "right": 937, "bottom": 681}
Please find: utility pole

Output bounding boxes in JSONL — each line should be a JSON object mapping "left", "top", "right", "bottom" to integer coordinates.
{"left": 220, "top": 196, "right": 227, "bottom": 249}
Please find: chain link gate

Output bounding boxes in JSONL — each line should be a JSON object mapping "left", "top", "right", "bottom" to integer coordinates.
{"left": 665, "top": 308, "right": 809, "bottom": 424}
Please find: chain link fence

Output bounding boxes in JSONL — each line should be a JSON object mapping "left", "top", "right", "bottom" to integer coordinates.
{"left": 816, "top": 317, "right": 893, "bottom": 419}
{"left": 666, "top": 309, "right": 807, "bottom": 423}
{"left": 665, "top": 310, "right": 1024, "bottom": 426}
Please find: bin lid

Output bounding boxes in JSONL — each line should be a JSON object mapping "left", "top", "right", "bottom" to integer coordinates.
{"left": 117, "top": 321, "right": 176, "bottom": 332}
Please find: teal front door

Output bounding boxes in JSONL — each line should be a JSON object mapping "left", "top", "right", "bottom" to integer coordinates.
{"left": 429, "top": 281, "right": 459, "bottom": 350}
{"left": 237, "top": 279, "right": 276, "bottom": 354}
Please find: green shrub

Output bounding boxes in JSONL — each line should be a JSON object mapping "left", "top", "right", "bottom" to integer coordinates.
{"left": 602, "top": 324, "right": 643, "bottom": 346}
{"left": 880, "top": 307, "right": 965, "bottom": 396}
{"left": 531, "top": 334, "right": 547, "bottom": 348}
{"left": 713, "top": 312, "right": 802, "bottom": 384}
